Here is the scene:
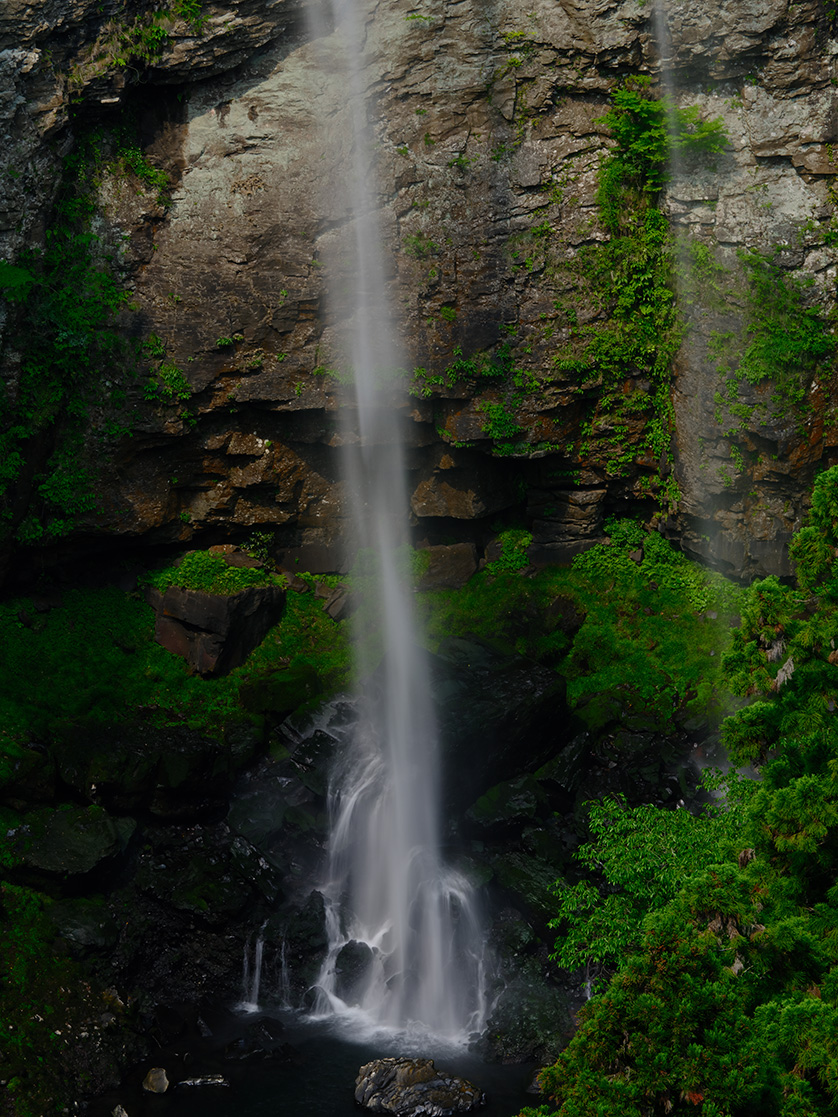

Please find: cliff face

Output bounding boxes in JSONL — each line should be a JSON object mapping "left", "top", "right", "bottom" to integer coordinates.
{"left": 1, "top": 0, "right": 837, "bottom": 579}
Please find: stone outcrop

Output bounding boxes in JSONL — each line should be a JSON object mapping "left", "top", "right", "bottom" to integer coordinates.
{"left": 2, "top": 0, "right": 838, "bottom": 579}
{"left": 146, "top": 582, "right": 285, "bottom": 674}
{"left": 354, "top": 1058, "right": 485, "bottom": 1117}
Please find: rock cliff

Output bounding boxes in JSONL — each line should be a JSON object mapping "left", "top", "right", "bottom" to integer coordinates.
{"left": 2, "top": 0, "right": 837, "bottom": 580}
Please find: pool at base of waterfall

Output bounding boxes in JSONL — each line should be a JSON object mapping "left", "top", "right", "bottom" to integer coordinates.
{"left": 89, "top": 1009, "right": 537, "bottom": 1117}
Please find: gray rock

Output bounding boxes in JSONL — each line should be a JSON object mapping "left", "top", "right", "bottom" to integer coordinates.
{"left": 354, "top": 1058, "right": 485, "bottom": 1117}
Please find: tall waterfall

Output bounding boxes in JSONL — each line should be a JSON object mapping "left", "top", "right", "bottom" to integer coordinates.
{"left": 307, "top": 0, "right": 487, "bottom": 1038}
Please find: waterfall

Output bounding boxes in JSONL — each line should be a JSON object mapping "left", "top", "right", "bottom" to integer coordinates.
{"left": 306, "top": 0, "right": 487, "bottom": 1039}
{"left": 651, "top": 0, "right": 684, "bottom": 187}
{"left": 239, "top": 926, "right": 266, "bottom": 1013}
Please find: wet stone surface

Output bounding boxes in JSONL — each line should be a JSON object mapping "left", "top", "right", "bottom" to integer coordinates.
{"left": 354, "top": 1057, "right": 486, "bottom": 1117}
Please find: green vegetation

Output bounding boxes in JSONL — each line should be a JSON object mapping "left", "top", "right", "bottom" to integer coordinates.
{"left": 143, "top": 360, "right": 192, "bottom": 405}
{"left": 551, "top": 79, "right": 727, "bottom": 498}
{"left": 528, "top": 466, "right": 838, "bottom": 1117}
{"left": 594, "top": 78, "right": 727, "bottom": 232}
{"left": 549, "top": 778, "right": 752, "bottom": 988}
{"left": 421, "top": 517, "right": 743, "bottom": 724}
{"left": 144, "top": 549, "right": 285, "bottom": 595}
{"left": 411, "top": 78, "right": 728, "bottom": 481}
{"left": 485, "top": 527, "right": 533, "bottom": 574}
{"left": 68, "top": 1, "right": 207, "bottom": 89}
{"left": 0, "top": 579, "right": 349, "bottom": 759}
{"left": 0, "top": 522, "right": 745, "bottom": 1114}
{"left": 0, "top": 123, "right": 176, "bottom": 546}
{"left": 0, "top": 882, "right": 131, "bottom": 1117}
{"left": 705, "top": 245, "right": 835, "bottom": 452}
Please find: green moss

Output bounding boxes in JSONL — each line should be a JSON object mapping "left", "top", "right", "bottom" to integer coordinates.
{"left": 144, "top": 550, "right": 285, "bottom": 595}
{"left": 0, "top": 579, "right": 350, "bottom": 777}
{"left": 420, "top": 520, "right": 743, "bottom": 728}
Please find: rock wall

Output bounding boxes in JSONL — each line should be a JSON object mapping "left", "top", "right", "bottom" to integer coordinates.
{"left": 2, "top": 0, "right": 838, "bottom": 579}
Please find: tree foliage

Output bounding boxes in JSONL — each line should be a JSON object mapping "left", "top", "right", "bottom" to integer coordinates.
{"left": 531, "top": 466, "right": 838, "bottom": 1117}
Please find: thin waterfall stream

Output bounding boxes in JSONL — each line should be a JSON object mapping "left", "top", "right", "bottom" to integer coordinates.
{"left": 306, "top": 0, "right": 488, "bottom": 1040}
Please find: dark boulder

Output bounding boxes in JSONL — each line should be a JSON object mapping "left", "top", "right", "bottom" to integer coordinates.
{"left": 417, "top": 543, "right": 478, "bottom": 590}
{"left": 51, "top": 719, "right": 261, "bottom": 819}
{"left": 334, "top": 940, "right": 374, "bottom": 1005}
{"left": 146, "top": 583, "right": 285, "bottom": 676}
{"left": 9, "top": 804, "right": 135, "bottom": 878}
{"left": 354, "top": 1058, "right": 485, "bottom": 1117}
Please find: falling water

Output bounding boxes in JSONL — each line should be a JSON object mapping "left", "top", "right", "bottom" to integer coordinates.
{"left": 651, "top": 0, "right": 684, "bottom": 185}
{"left": 307, "top": 0, "right": 487, "bottom": 1038}
{"left": 239, "top": 927, "right": 266, "bottom": 1013}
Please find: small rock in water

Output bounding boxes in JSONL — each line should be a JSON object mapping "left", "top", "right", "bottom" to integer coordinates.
{"left": 112, "top": 1107, "right": 130, "bottom": 1117}
{"left": 355, "top": 1057, "right": 485, "bottom": 1117}
{"left": 178, "top": 1074, "right": 230, "bottom": 1088}
{"left": 142, "top": 1067, "right": 169, "bottom": 1094}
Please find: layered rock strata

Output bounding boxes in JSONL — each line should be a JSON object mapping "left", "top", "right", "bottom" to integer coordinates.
{"left": 2, "top": 0, "right": 838, "bottom": 578}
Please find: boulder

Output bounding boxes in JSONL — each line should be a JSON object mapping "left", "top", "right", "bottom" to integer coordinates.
{"left": 417, "top": 543, "right": 478, "bottom": 590}
{"left": 334, "top": 940, "right": 374, "bottom": 1005}
{"left": 146, "top": 584, "right": 285, "bottom": 676}
{"left": 354, "top": 1058, "right": 485, "bottom": 1117}
{"left": 142, "top": 1067, "right": 169, "bottom": 1094}
{"left": 10, "top": 805, "right": 135, "bottom": 877}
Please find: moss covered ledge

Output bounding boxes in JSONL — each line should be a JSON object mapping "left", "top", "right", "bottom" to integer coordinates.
{"left": 143, "top": 548, "right": 287, "bottom": 676}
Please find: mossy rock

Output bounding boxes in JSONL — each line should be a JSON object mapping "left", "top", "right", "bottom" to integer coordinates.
{"left": 482, "top": 956, "right": 573, "bottom": 1064}
{"left": 490, "top": 851, "right": 560, "bottom": 920}
{"left": 11, "top": 805, "right": 136, "bottom": 876}
{"left": 465, "top": 775, "right": 544, "bottom": 830}
{"left": 49, "top": 896, "right": 120, "bottom": 956}
{"left": 239, "top": 664, "right": 321, "bottom": 717}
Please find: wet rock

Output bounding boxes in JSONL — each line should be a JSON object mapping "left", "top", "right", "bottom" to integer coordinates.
{"left": 354, "top": 1058, "right": 485, "bottom": 1117}
{"left": 465, "top": 775, "right": 544, "bottom": 831}
{"left": 323, "top": 586, "right": 356, "bottom": 621}
{"left": 178, "top": 1074, "right": 230, "bottom": 1087}
{"left": 10, "top": 805, "right": 135, "bottom": 878}
{"left": 334, "top": 940, "right": 374, "bottom": 1005}
{"left": 133, "top": 824, "right": 255, "bottom": 921}
{"left": 49, "top": 897, "right": 120, "bottom": 957}
{"left": 480, "top": 955, "right": 574, "bottom": 1065}
{"left": 431, "top": 637, "right": 581, "bottom": 808}
{"left": 142, "top": 1067, "right": 169, "bottom": 1093}
{"left": 52, "top": 719, "right": 261, "bottom": 820}
{"left": 147, "top": 583, "right": 286, "bottom": 676}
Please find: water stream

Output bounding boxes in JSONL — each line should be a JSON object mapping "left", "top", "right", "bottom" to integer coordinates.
{"left": 305, "top": 0, "right": 488, "bottom": 1040}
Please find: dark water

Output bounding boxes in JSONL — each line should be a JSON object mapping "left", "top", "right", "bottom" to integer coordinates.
{"left": 91, "top": 1010, "right": 537, "bottom": 1117}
